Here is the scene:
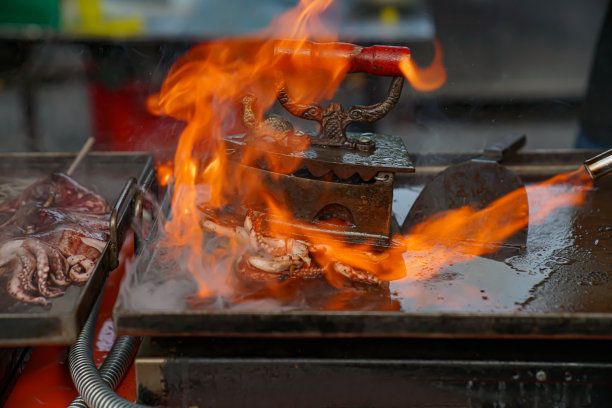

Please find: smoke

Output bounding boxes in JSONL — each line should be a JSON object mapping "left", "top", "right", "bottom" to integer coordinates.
{"left": 115, "top": 187, "right": 310, "bottom": 312}
{"left": 115, "top": 184, "right": 404, "bottom": 313}
{"left": 116, "top": 171, "right": 591, "bottom": 315}
{"left": 117, "top": 245, "right": 197, "bottom": 311}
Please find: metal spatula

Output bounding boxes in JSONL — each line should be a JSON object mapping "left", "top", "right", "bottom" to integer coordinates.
{"left": 401, "top": 133, "right": 528, "bottom": 255}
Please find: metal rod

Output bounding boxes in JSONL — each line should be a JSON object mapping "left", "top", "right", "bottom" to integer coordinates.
{"left": 584, "top": 148, "right": 612, "bottom": 180}
{"left": 66, "top": 137, "right": 95, "bottom": 177}
{"left": 40, "top": 137, "right": 96, "bottom": 208}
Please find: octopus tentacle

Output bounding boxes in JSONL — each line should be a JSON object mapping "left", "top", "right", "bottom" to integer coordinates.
{"left": 72, "top": 258, "right": 95, "bottom": 284}
{"left": 7, "top": 264, "right": 47, "bottom": 306}
{"left": 67, "top": 255, "right": 94, "bottom": 283}
{"left": 16, "top": 246, "right": 38, "bottom": 293}
{"left": 207, "top": 208, "right": 381, "bottom": 286}
{"left": 245, "top": 210, "right": 286, "bottom": 256}
{"left": 202, "top": 219, "right": 250, "bottom": 243}
{"left": 47, "top": 245, "right": 69, "bottom": 288}
{"left": 67, "top": 254, "right": 87, "bottom": 266}
{"left": 0, "top": 172, "right": 109, "bottom": 305}
{"left": 287, "top": 265, "right": 325, "bottom": 279}
{"left": 69, "top": 264, "right": 85, "bottom": 282}
{"left": 331, "top": 262, "right": 381, "bottom": 286}
{"left": 236, "top": 256, "right": 324, "bottom": 281}
{"left": 21, "top": 238, "right": 57, "bottom": 297}
{"left": 244, "top": 210, "right": 310, "bottom": 261}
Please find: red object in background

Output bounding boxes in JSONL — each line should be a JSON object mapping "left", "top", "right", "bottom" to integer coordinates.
{"left": 5, "top": 234, "right": 137, "bottom": 407}
{"left": 90, "top": 80, "right": 182, "bottom": 162}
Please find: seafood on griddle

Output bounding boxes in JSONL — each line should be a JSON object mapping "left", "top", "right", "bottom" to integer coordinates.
{"left": 202, "top": 208, "right": 382, "bottom": 286}
{"left": 0, "top": 173, "right": 110, "bottom": 306}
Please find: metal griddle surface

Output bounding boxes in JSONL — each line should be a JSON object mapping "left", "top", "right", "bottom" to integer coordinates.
{"left": 0, "top": 152, "right": 153, "bottom": 346}
{"left": 114, "top": 150, "right": 612, "bottom": 339}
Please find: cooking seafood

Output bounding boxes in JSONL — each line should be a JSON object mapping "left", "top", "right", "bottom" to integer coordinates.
{"left": 202, "top": 209, "right": 381, "bottom": 286}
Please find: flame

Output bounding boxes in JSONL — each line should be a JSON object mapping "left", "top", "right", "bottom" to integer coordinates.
{"left": 155, "top": 162, "right": 173, "bottom": 187}
{"left": 257, "top": 169, "right": 592, "bottom": 288}
{"left": 396, "top": 168, "right": 592, "bottom": 281}
{"left": 399, "top": 40, "right": 447, "bottom": 92}
{"left": 147, "top": 0, "right": 352, "bottom": 297}
{"left": 258, "top": 168, "right": 592, "bottom": 288}
{"left": 148, "top": 0, "right": 593, "bottom": 306}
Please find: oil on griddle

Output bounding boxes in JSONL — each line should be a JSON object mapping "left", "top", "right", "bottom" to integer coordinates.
{"left": 119, "top": 160, "right": 607, "bottom": 317}
{"left": 119, "top": 66, "right": 602, "bottom": 317}
{"left": 115, "top": 1, "right": 609, "bottom": 323}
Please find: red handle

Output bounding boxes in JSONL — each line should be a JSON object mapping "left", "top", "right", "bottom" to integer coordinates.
{"left": 273, "top": 40, "right": 410, "bottom": 77}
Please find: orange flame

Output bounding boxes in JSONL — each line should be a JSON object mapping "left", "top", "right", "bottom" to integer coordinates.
{"left": 399, "top": 40, "right": 447, "bottom": 92}
{"left": 397, "top": 168, "right": 592, "bottom": 281}
{"left": 155, "top": 162, "right": 173, "bottom": 187}
{"left": 147, "top": 0, "right": 353, "bottom": 295}
{"left": 262, "top": 169, "right": 592, "bottom": 285}
{"left": 148, "top": 0, "right": 592, "bottom": 304}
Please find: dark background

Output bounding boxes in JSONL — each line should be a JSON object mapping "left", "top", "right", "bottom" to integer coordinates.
{"left": 0, "top": 0, "right": 607, "bottom": 155}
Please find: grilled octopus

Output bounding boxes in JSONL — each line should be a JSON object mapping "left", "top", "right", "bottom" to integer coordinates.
{"left": 202, "top": 209, "right": 381, "bottom": 286}
{"left": 0, "top": 173, "right": 110, "bottom": 305}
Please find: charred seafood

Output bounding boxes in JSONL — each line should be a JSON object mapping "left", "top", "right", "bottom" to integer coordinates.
{"left": 0, "top": 173, "right": 110, "bottom": 306}
{"left": 202, "top": 209, "right": 382, "bottom": 286}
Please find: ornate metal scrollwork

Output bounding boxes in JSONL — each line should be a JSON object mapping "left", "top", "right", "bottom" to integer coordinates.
{"left": 239, "top": 77, "right": 404, "bottom": 151}
{"left": 276, "top": 76, "right": 404, "bottom": 150}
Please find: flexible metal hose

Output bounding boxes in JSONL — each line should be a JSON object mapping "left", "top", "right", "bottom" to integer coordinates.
{"left": 67, "top": 336, "right": 141, "bottom": 408}
{"left": 68, "top": 292, "right": 147, "bottom": 408}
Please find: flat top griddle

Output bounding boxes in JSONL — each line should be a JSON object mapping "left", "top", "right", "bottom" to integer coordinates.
{"left": 0, "top": 152, "right": 154, "bottom": 346}
{"left": 114, "top": 150, "right": 612, "bottom": 339}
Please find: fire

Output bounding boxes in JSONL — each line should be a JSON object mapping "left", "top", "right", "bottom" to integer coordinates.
{"left": 155, "top": 162, "right": 173, "bottom": 187}
{"left": 396, "top": 168, "right": 592, "bottom": 281}
{"left": 262, "top": 168, "right": 592, "bottom": 285}
{"left": 147, "top": 0, "right": 593, "bottom": 304}
{"left": 147, "top": 0, "right": 353, "bottom": 295}
{"left": 399, "top": 40, "right": 447, "bottom": 92}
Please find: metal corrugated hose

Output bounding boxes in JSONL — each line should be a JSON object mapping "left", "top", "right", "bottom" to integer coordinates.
{"left": 68, "top": 291, "right": 147, "bottom": 408}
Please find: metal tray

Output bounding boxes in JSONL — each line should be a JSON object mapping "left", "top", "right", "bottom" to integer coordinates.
{"left": 0, "top": 152, "right": 154, "bottom": 346}
{"left": 114, "top": 149, "right": 612, "bottom": 339}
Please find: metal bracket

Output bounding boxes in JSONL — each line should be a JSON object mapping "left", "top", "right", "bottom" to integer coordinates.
{"left": 109, "top": 178, "right": 136, "bottom": 270}
{"left": 133, "top": 186, "right": 144, "bottom": 253}
{"left": 109, "top": 160, "right": 161, "bottom": 266}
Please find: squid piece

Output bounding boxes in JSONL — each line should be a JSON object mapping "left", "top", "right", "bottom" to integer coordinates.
{"left": 0, "top": 173, "right": 110, "bottom": 305}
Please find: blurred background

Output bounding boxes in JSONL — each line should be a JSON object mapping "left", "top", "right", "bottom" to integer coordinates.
{"left": 0, "top": 0, "right": 608, "bottom": 158}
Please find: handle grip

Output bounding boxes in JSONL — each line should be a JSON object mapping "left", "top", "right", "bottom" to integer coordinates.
{"left": 481, "top": 133, "right": 527, "bottom": 163}
{"left": 273, "top": 40, "right": 411, "bottom": 77}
